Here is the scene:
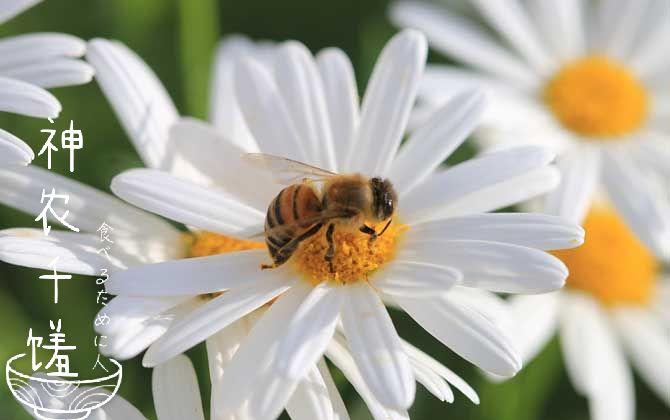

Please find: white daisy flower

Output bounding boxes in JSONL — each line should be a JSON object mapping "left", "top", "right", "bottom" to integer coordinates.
{"left": 498, "top": 204, "right": 670, "bottom": 420}
{"left": 101, "top": 29, "right": 582, "bottom": 418}
{"left": 0, "top": 35, "right": 484, "bottom": 419}
{"left": 0, "top": 0, "right": 94, "bottom": 166}
{"left": 390, "top": 0, "right": 670, "bottom": 259}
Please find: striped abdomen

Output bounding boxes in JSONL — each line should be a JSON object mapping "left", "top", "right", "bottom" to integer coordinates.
{"left": 265, "top": 184, "right": 322, "bottom": 266}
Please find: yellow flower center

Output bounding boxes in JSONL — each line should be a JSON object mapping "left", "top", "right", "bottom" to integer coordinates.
{"left": 553, "top": 207, "right": 659, "bottom": 306}
{"left": 185, "top": 231, "right": 266, "bottom": 299}
{"left": 543, "top": 56, "right": 648, "bottom": 139}
{"left": 292, "top": 222, "right": 407, "bottom": 285}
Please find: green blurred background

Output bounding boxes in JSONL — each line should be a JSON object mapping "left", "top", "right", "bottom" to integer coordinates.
{"left": 0, "top": 1, "right": 667, "bottom": 419}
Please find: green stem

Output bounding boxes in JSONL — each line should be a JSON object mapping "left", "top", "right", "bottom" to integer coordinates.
{"left": 177, "top": 0, "right": 219, "bottom": 119}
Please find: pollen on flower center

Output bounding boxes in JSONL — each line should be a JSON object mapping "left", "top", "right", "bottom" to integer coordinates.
{"left": 553, "top": 207, "right": 659, "bottom": 306}
{"left": 543, "top": 56, "right": 648, "bottom": 139}
{"left": 185, "top": 231, "right": 266, "bottom": 299}
{"left": 292, "top": 222, "right": 407, "bottom": 285}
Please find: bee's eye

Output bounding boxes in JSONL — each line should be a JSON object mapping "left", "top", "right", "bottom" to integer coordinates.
{"left": 383, "top": 193, "right": 394, "bottom": 218}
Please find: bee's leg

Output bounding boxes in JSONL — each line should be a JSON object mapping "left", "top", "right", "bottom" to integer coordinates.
{"left": 262, "top": 223, "right": 323, "bottom": 270}
{"left": 359, "top": 224, "right": 378, "bottom": 244}
{"left": 378, "top": 218, "right": 393, "bottom": 237}
{"left": 324, "top": 223, "right": 336, "bottom": 273}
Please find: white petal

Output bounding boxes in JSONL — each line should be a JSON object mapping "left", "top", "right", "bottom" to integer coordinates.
{"left": 655, "top": 278, "right": 670, "bottom": 327}
{"left": 635, "top": 132, "right": 670, "bottom": 178}
{"left": 649, "top": 96, "right": 670, "bottom": 132}
{"left": 95, "top": 394, "right": 147, "bottom": 420}
{"left": 112, "top": 235, "right": 185, "bottom": 266}
{"left": 594, "top": 0, "right": 651, "bottom": 61}
{"left": 152, "top": 355, "right": 205, "bottom": 420}
{"left": 444, "top": 286, "right": 512, "bottom": 330}
{"left": 273, "top": 41, "right": 337, "bottom": 171}
{"left": 316, "top": 358, "right": 351, "bottom": 420}
{"left": 276, "top": 282, "right": 343, "bottom": 379}
{"left": 544, "top": 146, "right": 600, "bottom": 224}
{"left": 410, "top": 359, "right": 453, "bottom": 402}
{"left": 401, "top": 339, "right": 479, "bottom": 404}
{"left": 107, "top": 250, "right": 271, "bottom": 296}
{"left": 389, "top": 1, "right": 539, "bottom": 89}
{"left": 0, "top": 0, "right": 41, "bottom": 24}
{"left": 209, "top": 35, "right": 260, "bottom": 152}
{"left": 86, "top": 39, "right": 178, "bottom": 169}
{"left": 0, "top": 230, "right": 114, "bottom": 274}
{"left": 469, "top": 0, "right": 555, "bottom": 74}
{"left": 316, "top": 48, "right": 359, "bottom": 172}
{"left": 613, "top": 307, "right": 670, "bottom": 406}
{"left": 394, "top": 293, "right": 521, "bottom": 377}
{"left": 0, "top": 128, "right": 33, "bottom": 166}
{"left": 389, "top": 89, "right": 485, "bottom": 196}
{"left": 0, "top": 75, "right": 60, "bottom": 118}
{"left": 217, "top": 285, "right": 309, "bottom": 417}
{"left": 96, "top": 295, "right": 187, "bottom": 336}
{"left": 100, "top": 298, "right": 198, "bottom": 361}
{"left": 503, "top": 293, "right": 560, "bottom": 364}
{"left": 206, "top": 317, "right": 249, "bottom": 420}
{"left": 233, "top": 57, "right": 307, "bottom": 161}
{"left": 417, "top": 65, "right": 576, "bottom": 152}
{"left": 526, "top": 0, "right": 586, "bottom": 60}
{"left": 1, "top": 58, "right": 93, "bottom": 88}
{"left": 101, "top": 317, "right": 171, "bottom": 361}
{"left": 0, "top": 33, "right": 92, "bottom": 88}
{"left": 348, "top": 29, "right": 426, "bottom": 176}
{"left": 407, "top": 212, "right": 584, "bottom": 251}
{"left": 2, "top": 227, "right": 165, "bottom": 271}
{"left": 601, "top": 150, "right": 670, "bottom": 259}
{"left": 340, "top": 282, "right": 415, "bottom": 410}
{"left": 326, "top": 335, "right": 410, "bottom": 420}
{"left": 285, "top": 364, "right": 339, "bottom": 420}
{"left": 374, "top": 261, "right": 461, "bottom": 297}
{"left": 111, "top": 168, "right": 265, "bottom": 236}
{"left": 0, "top": 165, "right": 178, "bottom": 238}
{"left": 167, "top": 117, "right": 277, "bottom": 210}
{"left": 629, "top": 4, "right": 670, "bottom": 80}
{"left": 399, "top": 239, "right": 567, "bottom": 294}
{"left": 400, "top": 146, "right": 559, "bottom": 223}
{"left": 0, "top": 33, "right": 85, "bottom": 65}
{"left": 142, "top": 274, "right": 294, "bottom": 367}
{"left": 559, "top": 292, "right": 635, "bottom": 420}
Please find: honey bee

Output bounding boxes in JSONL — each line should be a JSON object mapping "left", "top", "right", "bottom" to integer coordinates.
{"left": 243, "top": 153, "right": 397, "bottom": 272}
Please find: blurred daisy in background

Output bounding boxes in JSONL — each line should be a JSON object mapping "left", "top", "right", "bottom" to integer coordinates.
{"left": 0, "top": 0, "right": 93, "bottom": 166}
{"left": 391, "top": 1, "right": 670, "bottom": 419}
{"left": 105, "top": 29, "right": 583, "bottom": 418}
{"left": 497, "top": 204, "right": 669, "bottom": 420}
{"left": 391, "top": 0, "right": 670, "bottom": 259}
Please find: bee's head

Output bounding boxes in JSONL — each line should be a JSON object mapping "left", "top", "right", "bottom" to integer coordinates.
{"left": 370, "top": 177, "right": 397, "bottom": 222}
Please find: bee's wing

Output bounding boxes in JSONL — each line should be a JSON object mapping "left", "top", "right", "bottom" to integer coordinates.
{"left": 243, "top": 153, "right": 338, "bottom": 185}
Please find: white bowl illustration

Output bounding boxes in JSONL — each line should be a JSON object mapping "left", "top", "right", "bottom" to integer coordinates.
{"left": 6, "top": 354, "right": 122, "bottom": 420}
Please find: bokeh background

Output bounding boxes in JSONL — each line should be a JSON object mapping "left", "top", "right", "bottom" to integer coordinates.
{"left": 0, "top": 1, "right": 667, "bottom": 419}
